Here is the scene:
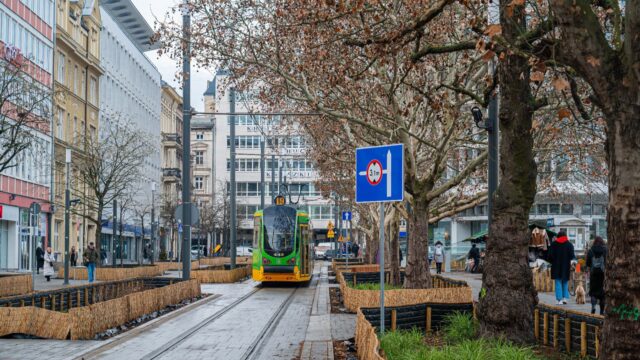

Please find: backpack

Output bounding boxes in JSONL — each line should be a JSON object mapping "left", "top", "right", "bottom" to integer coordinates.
{"left": 591, "top": 254, "right": 605, "bottom": 272}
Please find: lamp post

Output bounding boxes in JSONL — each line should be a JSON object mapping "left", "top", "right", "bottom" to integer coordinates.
{"left": 471, "top": 100, "right": 499, "bottom": 231}
{"left": 151, "top": 182, "right": 156, "bottom": 265}
{"left": 180, "top": 0, "right": 192, "bottom": 280}
{"left": 63, "top": 149, "right": 71, "bottom": 285}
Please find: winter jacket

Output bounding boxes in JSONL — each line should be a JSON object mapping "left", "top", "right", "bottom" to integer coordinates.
{"left": 84, "top": 247, "right": 99, "bottom": 264}
{"left": 43, "top": 252, "right": 55, "bottom": 276}
{"left": 434, "top": 245, "right": 445, "bottom": 263}
{"left": 586, "top": 244, "right": 607, "bottom": 298}
{"left": 36, "top": 247, "right": 45, "bottom": 267}
{"left": 548, "top": 236, "right": 575, "bottom": 281}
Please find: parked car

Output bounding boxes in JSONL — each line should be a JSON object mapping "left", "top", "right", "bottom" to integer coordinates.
{"left": 323, "top": 249, "right": 337, "bottom": 260}
{"left": 314, "top": 242, "right": 333, "bottom": 260}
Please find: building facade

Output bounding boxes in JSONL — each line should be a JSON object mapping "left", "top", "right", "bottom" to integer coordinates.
{"left": 196, "top": 71, "right": 338, "bottom": 252}
{"left": 0, "top": 0, "right": 55, "bottom": 270}
{"left": 98, "top": 0, "right": 161, "bottom": 263}
{"left": 160, "top": 81, "right": 183, "bottom": 257}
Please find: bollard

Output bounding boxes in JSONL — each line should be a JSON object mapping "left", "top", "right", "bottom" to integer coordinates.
{"left": 426, "top": 307, "right": 432, "bottom": 334}
{"left": 391, "top": 309, "right": 397, "bottom": 331}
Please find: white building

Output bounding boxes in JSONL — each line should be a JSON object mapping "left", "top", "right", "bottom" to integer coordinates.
{"left": 98, "top": 0, "right": 161, "bottom": 261}
{"left": 196, "top": 71, "right": 339, "bottom": 249}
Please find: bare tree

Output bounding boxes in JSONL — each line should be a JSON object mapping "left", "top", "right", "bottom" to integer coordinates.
{"left": 76, "top": 113, "right": 152, "bottom": 261}
{"left": 133, "top": 196, "right": 152, "bottom": 265}
{"left": 0, "top": 57, "right": 52, "bottom": 173}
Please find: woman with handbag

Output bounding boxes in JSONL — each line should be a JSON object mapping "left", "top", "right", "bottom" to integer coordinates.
{"left": 43, "top": 247, "right": 55, "bottom": 282}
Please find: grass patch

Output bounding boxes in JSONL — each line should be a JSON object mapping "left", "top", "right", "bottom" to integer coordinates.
{"left": 442, "top": 312, "right": 477, "bottom": 344}
{"left": 380, "top": 331, "right": 546, "bottom": 360}
{"left": 348, "top": 282, "right": 403, "bottom": 290}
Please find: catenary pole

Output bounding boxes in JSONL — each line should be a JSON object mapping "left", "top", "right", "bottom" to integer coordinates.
{"left": 229, "top": 88, "right": 237, "bottom": 269}
{"left": 181, "top": 0, "right": 192, "bottom": 280}
{"left": 271, "top": 153, "right": 276, "bottom": 204}
{"left": 260, "top": 138, "right": 265, "bottom": 210}
{"left": 64, "top": 149, "right": 71, "bottom": 284}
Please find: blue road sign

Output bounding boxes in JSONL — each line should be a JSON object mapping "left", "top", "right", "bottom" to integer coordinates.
{"left": 546, "top": 218, "right": 554, "bottom": 227}
{"left": 178, "top": 222, "right": 183, "bottom": 233}
{"left": 356, "top": 144, "right": 404, "bottom": 203}
{"left": 342, "top": 211, "right": 352, "bottom": 221}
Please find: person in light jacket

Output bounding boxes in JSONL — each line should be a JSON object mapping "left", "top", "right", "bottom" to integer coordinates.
{"left": 43, "top": 247, "right": 55, "bottom": 282}
{"left": 434, "top": 241, "right": 445, "bottom": 274}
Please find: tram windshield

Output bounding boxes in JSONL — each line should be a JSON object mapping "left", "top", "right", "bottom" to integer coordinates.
{"left": 262, "top": 206, "right": 297, "bottom": 257}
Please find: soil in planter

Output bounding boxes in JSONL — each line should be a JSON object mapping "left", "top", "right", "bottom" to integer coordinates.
{"left": 330, "top": 287, "right": 350, "bottom": 314}
{"left": 95, "top": 294, "right": 210, "bottom": 340}
{"left": 333, "top": 338, "right": 357, "bottom": 360}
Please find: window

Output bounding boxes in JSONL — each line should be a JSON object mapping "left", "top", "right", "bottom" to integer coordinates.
{"left": 582, "top": 204, "right": 592, "bottom": 216}
{"left": 73, "top": 65, "right": 78, "bottom": 94}
{"left": 57, "top": 52, "right": 65, "bottom": 84}
{"left": 549, "top": 204, "right": 560, "bottom": 215}
{"left": 593, "top": 204, "right": 606, "bottom": 216}
{"left": 196, "top": 132, "right": 204, "bottom": 140}
{"left": 537, "top": 204, "right": 548, "bottom": 215}
{"left": 194, "top": 151, "right": 204, "bottom": 165}
{"left": 81, "top": 70, "right": 86, "bottom": 98}
{"left": 56, "top": 107, "right": 64, "bottom": 139}
{"left": 194, "top": 176, "right": 203, "bottom": 190}
{"left": 89, "top": 76, "right": 97, "bottom": 104}
{"left": 561, "top": 204, "right": 574, "bottom": 215}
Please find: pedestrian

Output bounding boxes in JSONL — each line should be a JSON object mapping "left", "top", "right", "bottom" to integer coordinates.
{"left": 70, "top": 246, "right": 78, "bottom": 267}
{"left": 467, "top": 243, "right": 480, "bottom": 273}
{"left": 100, "top": 248, "right": 107, "bottom": 266}
{"left": 43, "top": 247, "right": 55, "bottom": 282}
{"left": 352, "top": 242, "right": 360, "bottom": 258}
{"left": 548, "top": 231, "right": 576, "bottom": 305}
{"left": 434, "top": 241, "right": 445, "bottom": 274}
{"left": 399, "top": 247, "right": 403, "bottom": 265}
{"left": 36, "top": 245, "right": 44, "bottom": 274}
{"left": 586, "top": 236, "right": 607, "bottom": 314}
{"left": 83, "top": 242, "right": 99, "bottom": 283}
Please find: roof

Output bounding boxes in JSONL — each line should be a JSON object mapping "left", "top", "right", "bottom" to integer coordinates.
{"left": 203, "top": 78, "right": 216, "bottom": 96}
{"left": 101, "top": 0, "right": 159, "bottom": 52}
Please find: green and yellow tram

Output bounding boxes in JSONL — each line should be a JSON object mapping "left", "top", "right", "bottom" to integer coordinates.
{"left": 252, "top": 197, "right": 314, "bottom": 282}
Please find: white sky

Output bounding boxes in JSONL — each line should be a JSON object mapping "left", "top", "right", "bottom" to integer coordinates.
{"left": 131, "top": 0, "right": 213, "bottom": 111}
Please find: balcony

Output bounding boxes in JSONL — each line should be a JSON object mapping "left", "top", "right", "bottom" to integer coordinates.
{"left": 162, "top": 133, "right": 182, "bottom": 148}
{"left": 162, "top": 168, "right": 181, "bottom": 182}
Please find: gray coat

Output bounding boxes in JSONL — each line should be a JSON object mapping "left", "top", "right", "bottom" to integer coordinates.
{"left": 43, "top": 252, "right": 55, "bottom": 276}
{"left": 434, "top": 245, "right": 444, "bottom": 263}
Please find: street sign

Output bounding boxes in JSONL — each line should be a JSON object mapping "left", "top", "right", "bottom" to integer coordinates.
{"left": 338, "top": 235, "right": 346, "bottom": 243}
{"left": 355, "top": 144, "right": 404, "bottom": 203}
{"left": 327, "top": 229, "right": 335, "bottom": 239}
{"left": 178, "top": 222, "right": 183, "bottom": 233}
{"left": 342, "top": 211, "right": 352, "bottom": 221}
{"left": 546, "top": 218, "right": 554, "bottom": 227}
{"left": 174, "top": 204, "right": 200, "bottom": 225}
{"left": 327, "top": 221, "right": 334, "bottom": 230}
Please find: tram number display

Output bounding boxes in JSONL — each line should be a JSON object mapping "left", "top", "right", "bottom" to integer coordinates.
{"left": 275, "top": 195, "right": 286, "bottom": 206}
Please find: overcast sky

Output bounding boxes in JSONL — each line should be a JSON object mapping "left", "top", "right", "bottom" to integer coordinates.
{"left": 131, "top": 0, "right": 213, "bottom": 111}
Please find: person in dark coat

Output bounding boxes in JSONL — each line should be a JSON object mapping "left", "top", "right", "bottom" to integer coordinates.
{"left": 70, "top": 246, "right": 78, "bottom": 267}
{"left": 351, "top": 242, "right": 360, "bottom": 258}
{"left": 36, "top": 246, "right": 44, "bottom": 274}
{"left": 586, "top": 236, "right": 607, "bottom": 314}
{"left": 467, "top": 244, "right": 480, "bottom": 273}
{"left": 548, "top": 231, "right": 576, "bottom": 305}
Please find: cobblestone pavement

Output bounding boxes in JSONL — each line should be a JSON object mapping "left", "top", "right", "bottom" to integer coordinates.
{"left": 0, "top": 262, "right": 357, "bottom": 360}
{"left": 443, "top": 271, "right": 594, "bottom": 313}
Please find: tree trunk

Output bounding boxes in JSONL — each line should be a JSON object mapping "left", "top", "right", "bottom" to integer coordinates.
{"left": 477, "top": 5, "right": 538, "bottom": 344}
{"left": 94, "top": 207, "right": 103, "bottom": 267}
{"left": 404, "top": 201, "right": 431, "bottom": 289}
{"left": 366, "top": 226, "right": 379, "bottom": 265}
{"left": 389, "top": 213, "right": 401, "bottom": 286}
{"left": 600, "top": 102, "right": 640, "bottom": 358}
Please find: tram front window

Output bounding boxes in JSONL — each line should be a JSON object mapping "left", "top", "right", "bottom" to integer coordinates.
{"left": 263, "top": 206, "right": 297, "bottom": 257}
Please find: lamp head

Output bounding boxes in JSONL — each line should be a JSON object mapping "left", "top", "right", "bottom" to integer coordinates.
{"left": 471, "top": 106, "right": 483, "bottom": 126}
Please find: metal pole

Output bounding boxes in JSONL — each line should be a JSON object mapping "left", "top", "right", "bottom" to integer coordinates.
{"left": 30, "top": 206, "right": 36, "bottom": 290}
{"left": 151, "top": 184, "right": 156, "bottom": 265}
{"left": 379, "top": 203, "right": 385, "bottom": 333}
{"left": 334, "top": 204, "right": 340, "bottom": 252}
{"left": 260, "top": 138, "right": 265, "bottom": 209}
{"left": 112, "top": 199, "right": 117, "bottom": 267}
{"left": 278, "top": 160, "right": 283, "bottom": 195}
{"left": 64, "top": 149, "right": 71, "bottom": 285}
{"left": 487, "top": 95, "right": 498, "bottom": 232}
{"left": 271, "top": 153, "right": 276, "bottom": 204}
{"left": 181, "top": 0, "right": 192, "bottom": 280}
{"left": 229, "top": 88, "right": 237, "bottom": 269}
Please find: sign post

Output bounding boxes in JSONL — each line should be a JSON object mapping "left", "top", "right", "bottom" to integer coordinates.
{"left": 355, "top": 144, "right": 404, "bottom": 334}
{"left": 29, "top": 203, "right": 41, "bottom": 291}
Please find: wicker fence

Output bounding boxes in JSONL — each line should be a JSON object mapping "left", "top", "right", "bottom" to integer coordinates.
{"left": 356, "top": 302, "right": 475, "bottom": 359}
{"left": 533, "top": 268, "right": 554, "bottom": 292}
{"left": 338, "top": 272, "right": 472, "bottom": 312}
{"left": 190, "top": 265, "right": 251, "bottom": 283}
{"left": 535, "top": 304, "right": 603, "bottom": 358}
{"left": 0, "top": 278, "right": 201, "bottom": 340}
{"left": 58, "top": 265, "right": 163, "bottom": 281}
{"left": 0, "top": 274, "right": 32, "bottom": 298}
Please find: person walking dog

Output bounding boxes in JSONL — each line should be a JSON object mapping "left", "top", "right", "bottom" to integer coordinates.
{"left": 548, "top": 231, "right": 576, "bottom": 305}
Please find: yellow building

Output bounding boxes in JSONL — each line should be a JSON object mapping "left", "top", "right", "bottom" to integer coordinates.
{"left": 51, "top": 0, "right": 103, "bottom": 259}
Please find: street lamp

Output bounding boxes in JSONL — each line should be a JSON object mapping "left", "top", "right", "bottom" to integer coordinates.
{"left": 64, "top": 149, "right": 71, "bottom": 285}
{"left": 151, "top": 182, "right": 156, "bottom": 265}
{"left": 471, "top": 100, "right": 499, "bottom": 231}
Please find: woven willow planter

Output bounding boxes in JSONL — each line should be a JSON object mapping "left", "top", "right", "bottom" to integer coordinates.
{"left": 0, "top": 274, "right": 32, "bottom": 298}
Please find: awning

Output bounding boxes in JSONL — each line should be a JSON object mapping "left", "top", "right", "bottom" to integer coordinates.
{"left": 462, "top": 229, "right": 488, "bottom": 243}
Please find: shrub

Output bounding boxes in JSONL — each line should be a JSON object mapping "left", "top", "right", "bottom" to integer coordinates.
{"left": 349, "top": 282, "right": 403, "bottom": 290}
{"left": 442, "top": 312, "right": 477, "bottom": 344}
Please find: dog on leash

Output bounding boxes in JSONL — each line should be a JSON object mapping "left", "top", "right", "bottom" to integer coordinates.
{"left": 575, "top": 280, "right": 586, "bottom": 304}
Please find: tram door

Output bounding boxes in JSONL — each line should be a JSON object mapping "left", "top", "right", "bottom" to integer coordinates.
{"left": 300, "top": 224, "right": 310, "bottom": 276}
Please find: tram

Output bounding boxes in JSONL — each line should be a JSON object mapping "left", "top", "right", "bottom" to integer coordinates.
{"left": 252, "top": 196, "right": 314, "bottom": 282}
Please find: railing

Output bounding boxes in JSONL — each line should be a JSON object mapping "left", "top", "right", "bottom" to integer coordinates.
{"left": 535, "top": 304, "right": 603, "bottom": 358}
{"left": 162, "top": 168, "right": 181, "bottom": 178}
{"left": 162, "top": 133, "right": 182, "bottom": 145}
